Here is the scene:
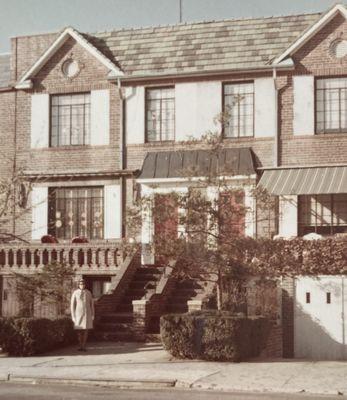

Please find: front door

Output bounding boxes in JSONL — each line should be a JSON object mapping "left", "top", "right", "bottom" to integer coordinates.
{"left": 294, "top": 276, "right": 347, "bottom": 360}
{"left": 154, "top": 194, "right": 178, "bottom": 263}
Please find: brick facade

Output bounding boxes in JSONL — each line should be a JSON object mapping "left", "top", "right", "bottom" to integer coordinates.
{"left": 0, "top": 6, "right": 346, "bottom": 354}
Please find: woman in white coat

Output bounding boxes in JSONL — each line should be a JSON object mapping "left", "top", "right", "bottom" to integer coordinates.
{"left": 70, "top": 279, "right": 94, "bottom": 351}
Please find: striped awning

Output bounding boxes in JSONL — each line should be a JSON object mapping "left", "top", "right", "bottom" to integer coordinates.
{"left": 258, "top": 166, "right": 347, "bottom": 195}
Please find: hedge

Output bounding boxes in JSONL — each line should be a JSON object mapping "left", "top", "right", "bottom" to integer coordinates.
{"left": 160, "top": 311, "right": 272, "bottom": 362}
{"left": 0, "top": 317, "right": 75, "bottom": 356}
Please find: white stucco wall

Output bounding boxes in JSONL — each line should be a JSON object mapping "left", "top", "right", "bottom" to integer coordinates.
{"left": 278, "top": 195, "right": 298, "bottom": 237}
{"left": 175, "top": 81, "right": 222, "bottom": 141}
{"left": 90, "top": 89, "right": 110, "bottom": 145}
{"left": 31, "top": 93, "right": 49, "bottom": 148}
{"left": 31, "top": 186, "right": 48, "bottom": 240}
{"left": 254, "top": 78, "right": 277, "bottom": 138}
{"left": 125, "top": 86, "right": 145, "bottom": 144}
{"left": 293, "top": 75, "right": 315, "bottom": 136}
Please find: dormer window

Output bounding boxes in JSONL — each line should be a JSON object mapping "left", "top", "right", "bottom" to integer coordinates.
{"left": 50, "top": 93, "right": 91, "bottom": 147}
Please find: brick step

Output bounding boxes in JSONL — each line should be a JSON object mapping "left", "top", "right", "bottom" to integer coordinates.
{"left": 168, "top": 295, "right": 194, "bottom": 304}
{"left": 131, "top": 275, "right": 161, "bottom": 283}
{"left": 176, "top": 281, "right": 202, "bottom": 289}
{"left": 165, "top": 305, "right": 188, "bottom": 313}
{"left": 91, "top": 331, "right": 135, "bottom": 342}
{"left": 174, "top": 288, "right": 202, "bottom": 296}
{"left": 135, "top": 267, "right": 163, "bottom": 275}
{"left": 145, "top": 333, "right": 161, "bottom": 342}
{"left": 95, "top": 322, "right": 132, "bottom": 332}
{"left": 121, "top": 294, "right": 145, "bottom": 304}
{"left": 116, "top": 304, "right": 133, "bottom": 312}
{"left": 122, "top": 289, "right": 145, "bottom": 297}
{"left": 97, "top": 312, "right": 133, "bottom": 323}
{"left": 128, "top": 281, "right": 149, "bottom": 289}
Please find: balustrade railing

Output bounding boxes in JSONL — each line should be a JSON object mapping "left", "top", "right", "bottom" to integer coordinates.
{"left": 0, "top": 241, "right": 124, "bottom": 272}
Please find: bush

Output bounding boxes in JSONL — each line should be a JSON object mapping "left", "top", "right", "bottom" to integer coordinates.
{"left": 160, "top": 311, "right": 272, "bottom": 362}
{"left": 0, "top": 317, "right": 75, "bottom": 356}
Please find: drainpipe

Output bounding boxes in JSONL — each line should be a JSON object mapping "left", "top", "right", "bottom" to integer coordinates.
{"left": 117, "top": 77, "right": 126, "bottom": 238}
{"left": 273, "top": 67, "right": 279, "bottom": 168}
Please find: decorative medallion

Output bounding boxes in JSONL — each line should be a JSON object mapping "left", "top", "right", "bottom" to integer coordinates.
{"left": 330, "top": 38, "right": 347, "bottom": 59}
{"left": 61, "top": 58, "right": 80, "bottom": 79}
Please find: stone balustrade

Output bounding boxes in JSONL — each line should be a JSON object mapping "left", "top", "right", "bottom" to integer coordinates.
{"left": 0, "top": 240, "right": 123, "bottom": 273}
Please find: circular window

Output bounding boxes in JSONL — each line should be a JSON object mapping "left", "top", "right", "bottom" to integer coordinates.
{"left": 330, "top": 39, "right": 347, "bottom": 59}
{"left": 62, "top": 59, "right": 80, "bottom": 78}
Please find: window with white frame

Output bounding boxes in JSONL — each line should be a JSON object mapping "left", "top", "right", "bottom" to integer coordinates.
{"left": 48, "top": 187, "right": 103, "bottom": 240}
{"left": 146, "top": 87, "right": 175, "bottom": 142}
{"left": 316, "top": 78, "right": 347, "bottom": 133}
{"left": 298, "top": 194, "right": 347, "bottom": 236}
{"left": 223, "top": 82, "right": 254, "bottom": 138}
{"left": 50, "top": 93, "right": 91, "bottom": 146}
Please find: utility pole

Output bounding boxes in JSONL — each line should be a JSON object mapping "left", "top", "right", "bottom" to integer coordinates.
{"left": 179, "top": 0, "right": 183, "bottom": 23}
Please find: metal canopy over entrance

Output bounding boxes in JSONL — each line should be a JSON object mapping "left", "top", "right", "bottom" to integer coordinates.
{"left": 258, "top": 166, "right": 347, "bottom": 195}
{"left": 138, "top": 148, "right": 256, "bottom": 180}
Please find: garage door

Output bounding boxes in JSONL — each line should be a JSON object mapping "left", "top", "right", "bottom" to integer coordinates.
{"left": 294, "top": 276, "right": 347, "bottom": 360}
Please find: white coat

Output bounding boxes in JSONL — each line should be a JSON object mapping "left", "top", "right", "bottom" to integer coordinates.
{"left": 70, "top": 288, "right": 95, "bottom": 330}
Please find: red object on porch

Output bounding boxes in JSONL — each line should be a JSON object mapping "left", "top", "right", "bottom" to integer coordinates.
{"left": 41, "top": 234, "right": 59, "bottom": 244}
{"left": 72, "top": 236, "right": 89, "bottom": 244}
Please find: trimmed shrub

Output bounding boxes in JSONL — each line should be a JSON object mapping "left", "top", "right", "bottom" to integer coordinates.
{"left": 0, "top": 317, "right": 75, "bottom": 356}
{"left": 160, "top": 311, "right": 272, "bottom": 362}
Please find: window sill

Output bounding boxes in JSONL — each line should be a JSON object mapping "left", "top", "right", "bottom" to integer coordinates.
{"left": 31, "top": 144, "right": 112, "bottom": 151}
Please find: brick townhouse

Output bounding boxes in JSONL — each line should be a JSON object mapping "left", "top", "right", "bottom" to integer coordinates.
{"left": 0, "top": 4, "right": 346, "bottom": 358}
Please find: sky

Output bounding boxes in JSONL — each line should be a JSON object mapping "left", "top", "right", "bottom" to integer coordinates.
{"left": 0, "top": 0, "right": 341, "bottom": 53}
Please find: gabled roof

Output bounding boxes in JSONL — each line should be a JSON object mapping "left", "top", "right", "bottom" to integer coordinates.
{"left": 273, "top": 4, "right": 347, "bottom": 65}
{"left": 16, "top": 27, "right": 123, "bottom": 89}
{"left": 90, "top": 12, "right": 320, "bottom": 78}
{"left": 0, "top": 54, "right": 11, "bottom": 88}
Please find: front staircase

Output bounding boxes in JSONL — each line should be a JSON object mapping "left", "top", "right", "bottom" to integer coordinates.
{"left": 164, "top": 279, "right": 204, "bottom": 314}
{"left": 94, "top": 264, "right": 163, "bottom": 341}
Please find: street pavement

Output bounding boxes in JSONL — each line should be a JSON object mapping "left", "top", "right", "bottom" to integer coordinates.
{"left": 0, "top": 342, "right": 346, "bottom": 397}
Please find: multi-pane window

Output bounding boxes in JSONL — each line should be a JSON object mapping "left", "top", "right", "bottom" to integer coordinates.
{"left": 316, "top": 78, "right": 347, "bottom": 133}
{"left": 299, "top": 194, "right": 347, "bottom": 236}
{"left": 224, "top": 82, "right": 254, "bottom": 138}
{"left": 48, "top": 187, "right": 103, "bottom": 240}
{"left": 146, "top": 87, "right": 175, "bottom": 142}
{"left": 51, "top": 94, "right": 91, "bottom": 146}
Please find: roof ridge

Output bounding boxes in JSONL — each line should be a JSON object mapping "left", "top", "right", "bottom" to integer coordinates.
{"left": 94, "top": 10, "right": 322, "bottom": 36}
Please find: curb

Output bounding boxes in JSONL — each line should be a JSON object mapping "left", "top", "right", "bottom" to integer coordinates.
{"left": 8, "top": 375, "right": 176, "bottom": 389}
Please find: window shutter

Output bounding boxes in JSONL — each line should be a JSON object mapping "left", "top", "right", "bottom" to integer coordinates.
{"left": 293, "top": 75, "right": 314, "bottom": 135}
{"left": 126, "top": 86, "right": 145, "bottom": 144}
{"left": 90, "top": 89, "right": 110, "bottom": 145}
{"left": 279, "top": 195, "right": 298, "bottom": 237}
{"left": 31, "top": 94, "right": 49, "bottom": 148}
{"left": 104, "top": 184, "right": 122, "bottom": 239}
{"left": 254, "top": 78, "right": 276, "bottom": 138}
{"left": 31, "top": 187, "right": 48, "bottom": 240}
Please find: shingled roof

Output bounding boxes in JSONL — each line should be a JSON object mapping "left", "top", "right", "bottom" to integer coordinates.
{"left": 90, "top": 12, "right": 321, "bottom": 77}
{"left": 0, "top": 54, "right": 11, "bottom": 88}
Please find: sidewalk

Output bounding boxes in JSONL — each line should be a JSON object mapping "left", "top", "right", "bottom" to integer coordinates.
{"left": 0, "top": 342, "right": 346, "bottom": 396}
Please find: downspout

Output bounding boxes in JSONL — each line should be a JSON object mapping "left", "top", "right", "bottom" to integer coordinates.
{"left": 273, "top": 67, "right": 279, "bottom": 168}
{"left": 12, "top": 38, "right": 18, "bottom": 236}
{"left": 117, "top": 77, "right": 126, "bottom": 238}
{"left": 273, "top": 67, "right": 280, "bottom": 236}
